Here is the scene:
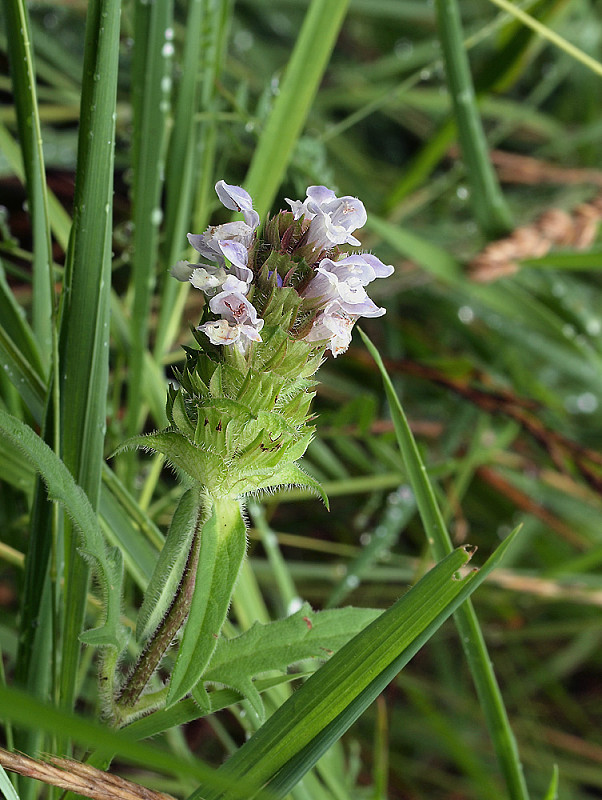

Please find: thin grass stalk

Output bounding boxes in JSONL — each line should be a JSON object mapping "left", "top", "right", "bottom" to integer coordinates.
{"left": 125, "top": 0, "right": 173, "bottom": 455}
{"left": 4, "top": 3, "right": 61, "bottom": 789}
{"left": 244, "top": 0, "right": 351, "bottom": 218}
{"left": 4, "top": 0, "right": 55, "bottom": 367}
{"left": 435, "top": 0, "right": 512, "bottom": 237}
{"left": 56, "top": 0, "right": 121, "bottom": 715}
{"left": 487, "top": 0, "right": 602, "bottom": 78}
{"left": 359, "top": 328, "right": 530, "bottom": 800}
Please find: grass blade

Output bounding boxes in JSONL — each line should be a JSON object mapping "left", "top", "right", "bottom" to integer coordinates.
{"left": 57, "top": 0, "right": 121, "bottom": 710}
{"left": 125, "top": 0, "right": 173, "bottom": 449}
{"left": 358, "top": 327, "right": 530, "bottom": 800}
{"left": 190, "top": 533, "right": 518, "bottom": 800}
{"left": 4, "top": 0, "right": 54, "bottom": 364}
{"left": 435, "top": 0, "right": 512, "bottom": 237}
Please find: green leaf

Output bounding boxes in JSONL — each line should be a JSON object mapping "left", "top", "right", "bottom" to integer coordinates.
{"left": 114, "top": 429, "right": 226, "bottom": 488}
{"left": 202, "top": 604, "right": 382, "bottom": 720}
{"left": 167, "top": 497, "right": 247, "bottom": 707}
{"left": 0, "top": 408, "right": 125, "bottom": 650}
{"left": 435, "top": 0, "right": 512, "bottom": 236}
{"left": 190, "top": 533, "right": 518, "bottom": 800}
{"left": 3, "top": 0, "right": 54, "bottom": 363}
{"left": 252, "top": 462, "right": 329, "bottom": 509}
{"left": 244, "top": 0, "right": 351, "bottom": 218}
{"left": 136, "top": 488, "right": 202, "bottom": 643}
{"left": 0, "top": 684, "right": 224, "bottom": 789}
{"left": 542, "top": 765, "right": 559, "bottom": 800}
{"left": 56, "top": 0, "right": 121, "bottom": 715}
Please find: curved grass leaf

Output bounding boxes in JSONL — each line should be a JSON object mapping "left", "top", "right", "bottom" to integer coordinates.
{"left": 244, "top": 0, "right": 351, "bottom": 217}
{"left": 0, "top": 407, "right": 125, "bottom": 650}
{"left": 190, "top": 532, "right": 518, "bottom": 800}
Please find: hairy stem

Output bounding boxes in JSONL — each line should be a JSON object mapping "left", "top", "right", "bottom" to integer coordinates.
{"left": 114, "top": 510, "right": 203, "bottom": 714}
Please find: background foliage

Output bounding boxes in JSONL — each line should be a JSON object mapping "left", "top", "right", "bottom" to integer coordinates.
{"left": 1, "top": 0, "right": 602, "bottom": 798}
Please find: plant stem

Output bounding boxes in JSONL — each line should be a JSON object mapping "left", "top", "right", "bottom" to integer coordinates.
{"left": 114, "top": 513, "right": 203, "bottom": 714}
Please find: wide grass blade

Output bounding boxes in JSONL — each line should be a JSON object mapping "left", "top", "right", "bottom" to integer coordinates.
{"left": 56, "top": 0, "right": 121, "bottom": 710}
{"left": 0, "top": 407, "right": 125, "bottom": 650}
{"left": 359, "top": 328, "right": 530, "bottom": 800}
{"left": 190, "top": 533, "right": 518, "bottom": 800}
{"left": 244, "top": 0, "right": 351, "bottom": 218}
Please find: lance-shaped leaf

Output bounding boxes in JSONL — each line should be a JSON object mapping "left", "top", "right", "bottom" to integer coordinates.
{"left": 167, "top": 497, "right": 247, "bottom": 707}
{"left": 200, "top": 604, "right": 382, "bottom": 720}
{"left": 0, "top": 408, "right": 125, "bottom": 650}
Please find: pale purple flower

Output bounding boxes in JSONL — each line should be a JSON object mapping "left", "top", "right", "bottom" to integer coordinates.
{"left": 198, "top": 288, "right": 264, "bottom": 353}
{"left": 303, "top": 257, "right": 386, "bottom": 318}
{"left": 286, "top": 186, "right": 367, "bottom": 251}
{"left": 209, "top": 289, "right": 263, "bottom": 329}
{"left": 187, "top": 222, "right": 254, "bottom": 266}
{"left": 175, "top": 234, "right": 254, "bottom": 297}
{"left": 189, "top": 264, "right": 228, "bottom": 294}
{"left": 215, "top": 180, "right": 260, "bottom": 231}
{"left": 304, "top": 301, "right": 355, "bottom": 357}
{"left": 198, "top": 318, "right": 263, "bottom": 352}
{"left": 186, "top": 181, "right": 260, "bottom": 268}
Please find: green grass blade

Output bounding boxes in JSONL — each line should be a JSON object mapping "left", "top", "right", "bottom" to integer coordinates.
{"left": 57, "top": 0, "right": 121, "bottom": 710}
{"left": 359, "top": 327, "right": 530, "bottom": 800}
{"left": 435, "top": 0, "right": 512, "bottom": 237}
{"left": 190, "top": 534, "right": 518, "bottom": 800}
{"left": 0, "top": 407, "right": 125, "bottom": 650}
{"left": 0, "top": 684, "right": 226, "bottom": 790}
{"left": 0, "top": 765, "right": 19, "bottom": 800}
{"left": 4, "top": 0, "right": 54, "bottom": 365}
{"left": 125, "top": 0, "right": 173, "bottom": 447}
{"left": 244, "top": 0, "right": 351, "bottom": 218}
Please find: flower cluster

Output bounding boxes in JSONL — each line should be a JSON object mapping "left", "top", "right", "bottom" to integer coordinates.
{"left": 172, "top": 181, "right": 393, "bottom": 357}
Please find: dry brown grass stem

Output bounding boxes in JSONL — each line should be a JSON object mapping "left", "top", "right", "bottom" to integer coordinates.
{"left": 0, "top": 748, "right": 175, "bottom": 800}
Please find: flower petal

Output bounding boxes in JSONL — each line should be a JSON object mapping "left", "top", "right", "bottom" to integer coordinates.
{"left": 215, "top": 180, "right": 260, "bottom": 230}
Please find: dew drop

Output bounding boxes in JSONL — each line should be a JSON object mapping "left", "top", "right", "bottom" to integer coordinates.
{"left": 458, "top": 305, "right": 474, "bottom": 324}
